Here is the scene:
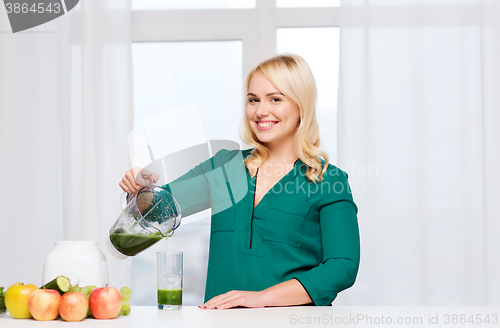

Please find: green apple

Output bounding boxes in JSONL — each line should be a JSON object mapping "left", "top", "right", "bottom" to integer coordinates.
{"left": 4, "top": 283, "right": 38, "bottom": 319}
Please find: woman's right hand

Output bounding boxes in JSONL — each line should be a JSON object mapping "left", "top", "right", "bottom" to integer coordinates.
{"left": 119, "top": 167, "right": 160, "bottom": 196}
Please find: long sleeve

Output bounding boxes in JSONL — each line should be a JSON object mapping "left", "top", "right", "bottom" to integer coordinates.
{"left": 159, "top": 148, "right": 247, "bottom": 218}
{"left": 293, "top": 172, "right": 360, "bottom": 306}
{"left": 159, "top": 152, "right": 214, "bottom": 218}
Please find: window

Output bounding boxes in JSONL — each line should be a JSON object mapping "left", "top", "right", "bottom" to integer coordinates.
{"left": 132, "top": 41, "right": 243, "bottom": 142}
{"left": 131, "top": 0, "right": 340, "bottom": 306}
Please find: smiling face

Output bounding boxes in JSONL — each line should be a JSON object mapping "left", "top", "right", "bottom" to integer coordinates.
{"left": 245, "top": 71, "right": 301, "bottom": 146}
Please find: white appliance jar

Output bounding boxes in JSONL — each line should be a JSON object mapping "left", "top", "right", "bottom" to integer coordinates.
{"left": 42, "top": 241, "right": 109, "bottom": 287}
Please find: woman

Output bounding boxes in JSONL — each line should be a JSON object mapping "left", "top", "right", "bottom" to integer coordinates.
{"left": 120, "top": 54, "right": 360, "bottom": 309}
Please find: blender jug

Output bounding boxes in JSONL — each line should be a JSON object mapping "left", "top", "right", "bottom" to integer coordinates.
{"left": 107, "top": 186, "right": 182, "bottom": 259}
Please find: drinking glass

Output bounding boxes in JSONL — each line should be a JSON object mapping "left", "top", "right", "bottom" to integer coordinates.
{"left": 157, "top": 251, "right": 183, "bottom": 310}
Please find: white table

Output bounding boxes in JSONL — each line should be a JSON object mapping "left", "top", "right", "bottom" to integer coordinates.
{"left": 2, "top": 306, "right": 499, "bottom": 327}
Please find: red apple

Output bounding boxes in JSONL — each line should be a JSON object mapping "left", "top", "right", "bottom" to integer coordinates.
{"left": 89, "top": 287, "right": 121, "bottom": 319}
{"left": 58, "top": 292, "right": 89, "bottom": 322}
{"left": 28, "top": 289, "right": 61, "bottom": 321}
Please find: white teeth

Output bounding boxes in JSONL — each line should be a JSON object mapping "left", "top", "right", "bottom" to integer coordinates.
{"left": 258, "top": 122, "right": 277, "bottom": 127}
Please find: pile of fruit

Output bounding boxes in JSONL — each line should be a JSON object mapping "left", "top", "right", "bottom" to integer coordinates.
{"left": 0, "top": 276, "right": 132, "bottom": 321}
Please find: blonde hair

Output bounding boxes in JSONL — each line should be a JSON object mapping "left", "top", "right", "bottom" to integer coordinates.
{"left": 240, "top": 54, "right": 329, "bottom": 183}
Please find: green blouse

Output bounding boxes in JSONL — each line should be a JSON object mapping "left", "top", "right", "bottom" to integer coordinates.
{"left": 160, "top": 148, "right": 360, "bottom": 306}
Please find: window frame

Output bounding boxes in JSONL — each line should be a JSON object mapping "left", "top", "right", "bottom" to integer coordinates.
{"left": 131, "top": 0, "right": 340, "bottom": 74}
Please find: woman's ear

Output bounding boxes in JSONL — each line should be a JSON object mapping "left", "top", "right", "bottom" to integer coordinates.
{"left": 296, "top": 117, "right": 302, "bottom": 128}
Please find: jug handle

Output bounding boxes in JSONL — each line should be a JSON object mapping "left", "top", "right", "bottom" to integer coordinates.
{"left": 120, "top": 192, "right": 134, "bottom": 210}
{"left": 120, "top": 184, "right": 153, "bottom": 209}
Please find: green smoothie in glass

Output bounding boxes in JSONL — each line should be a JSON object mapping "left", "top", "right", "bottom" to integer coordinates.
{"left": 158, "top": 289, "right": 182, "bottom": 306}
{"left": 157, "top": 251, "right": 183, "bottom": 310}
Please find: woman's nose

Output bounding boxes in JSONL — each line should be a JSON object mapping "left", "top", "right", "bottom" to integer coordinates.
{"left": 255, "top": 102, "right": 270, "bottom": 117}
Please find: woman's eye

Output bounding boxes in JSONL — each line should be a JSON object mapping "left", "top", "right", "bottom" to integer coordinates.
{"left": 270, "top": 98, "right": 281, "bottom": 103}
{"left": 249, "top": 98, "right": 259, "bottom": 103}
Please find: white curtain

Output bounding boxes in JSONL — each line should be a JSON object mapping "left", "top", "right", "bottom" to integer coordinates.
{"left": 337, "top": 0, "right": 500, "bottom": 305}
{"left": 0, "top": 1, "right": 133, "bottom": 288}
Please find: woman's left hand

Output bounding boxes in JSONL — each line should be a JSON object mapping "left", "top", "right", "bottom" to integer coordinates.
{"left": 199, "top": 290, "right": 268, "bottom": 309}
